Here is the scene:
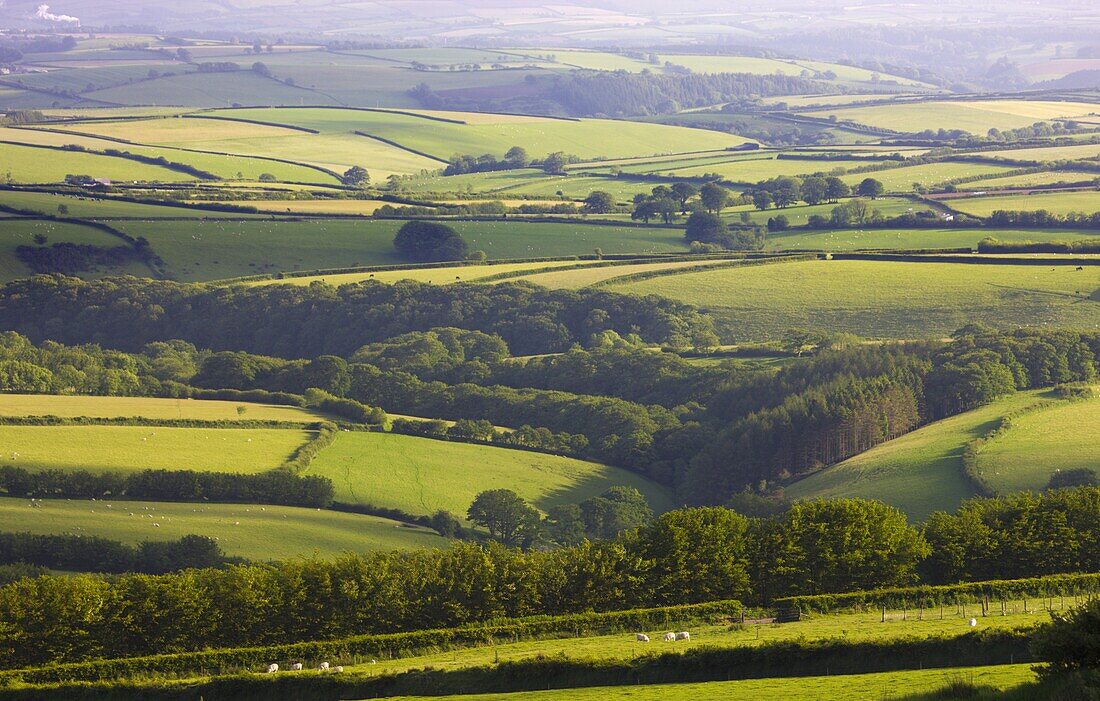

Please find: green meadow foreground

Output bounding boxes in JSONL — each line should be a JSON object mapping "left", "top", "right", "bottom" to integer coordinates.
{"left": 0, "top": 497, "right": 445, "bottom": 559}
{"left": 389, "top": 664, "right": 1035, "bottom": 701}
{"left": 308, "top": 431, "right": 676, "bottom": 516}
{"left": 609, "top": 258, "right": 1100, "bottom": 341}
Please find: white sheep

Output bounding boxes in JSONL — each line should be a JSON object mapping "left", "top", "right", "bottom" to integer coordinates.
{"left": 676, "top": 631, "right": 690, "bottom": 641}
{"left": 265, "top": 663, "right": 279, "bottom": 674}
{"left": 663, "top": 632, "right": 676, "bottom": 642}
{"left": 290, "top": 662, "right": 303, "bottom": 671}
{"left": 635, "top": 633, "right": 650, "bottom": 642}
{"left": 969, "top": 618, "right": 978, "bottom": 627}
{"left": 318, "top": 661, "right": 330, "bottom": 671}
{"left": 333, "top": 666, "right": 343, "bottom": 673}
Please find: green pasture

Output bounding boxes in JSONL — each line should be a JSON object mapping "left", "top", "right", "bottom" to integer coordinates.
{"left": 536, "top": 49, "right": 651, "bottom": 72}
{"left": 0, "top": 217, "right": 155, "bottom": 282}
{"left": 1, "top": 65, "right": 196, "bottom": 93}
{"left": 246, "top": 260, "right": 603, "bottom": 287}
{"left": 0, "top": 425, "right": 313, "bottom": 474}
{"left": 403, "top": 170, "right": 655, "bottom": 200}
{"left": 808, "top": 100, "right": 1100, "bottom": 134}
{"left": 0, "top": 394, "right": 326, "bottom": 422}
{"left": 0, "top": 497, "right": 445, "bottom": 560}
{"left": 57, "top": 115, "right": 443, "bottom": 178}
{"left": 0, "top": 142, "right": 195, "bottom": 184}
{"left": 944, "top": 190, "right": 1100, "bottom": 217}
{"left": 980, "top": 143, "right": 1100, "bottom": 163}
{"left": 5, "top": 125, "right": 338, "bottom": 183}
{"left": 786, "top": 390, "right": 1050, "bottom": 521}
{"left": 0, "top": 190, "right": 266, "bottom": 219}
{"left": 390, "top": 665, "right": 1034, "bottom": 701}
{"left": 607, "top": 259, "right": 1100, "bottom": 342}
{"left": 765, "top": 226, "right": 1098, "bottom": 251}
{"left": 838, "top": 162, "right": 1016, "bottom": 191}
{"left": 726, "top": 196, "right": 924, "bottom": 226}
{"left": 957, "top": 170, "right": 1098, "bottom": 190}
{"left": 83, "top": 70, "right": 340, "bottom": 108}
{"left": 652, "top": 156, "right": 892, "bottom": 183}
{"left": 306, "top": 431, "right": 676, "bottom": 518}
{"left": 114, "top": 218, "right": 686, "bottom": 282}
{"left": 344, "top": 604, "right": 1048, "bottom": 678}
{"left": 204, "top": 107, "right": 753, "bottom": 161}
{"left": 978, "top": 388, "right": 1100, "bottom": 494}
{"left": 506, "top": 259, "right": 738, "bottom": 289}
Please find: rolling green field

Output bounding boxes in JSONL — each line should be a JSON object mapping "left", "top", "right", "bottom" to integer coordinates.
{"left": 203, "top": 107, "right": 753, "bottom": 161}
{"left": 0, "top": 189, "right": 267, "bottom": 219}
{"left": 246, "top": 260, "right": 605, "bottom": 287}
{"left": 390, "top": 665, "right": 1034, "bottom": 701}
{"left": 306, "top": 431, "right": 676, "bottom": 517}
{"left": 113, "top": 219, "right": 687, "bottom": 281}
{"left": 0, "top": 394, "right": 326, "bottom": 422}
{"left": 661, "top": 156, "right": 892, "bottom": 184}
{"left": 786, "top": 390, "right": 1049, "bottom": 520}
{"left": 506, "top": 259, "right": 739, "bottom": 289}
{"left": 944, "top": 190, "right": 1100, "bottom": 217}
{"left": 980, "top": 143, "right": 1100, "bottom": 163}
{"left": 977, "top": 389, "right": 1100, "bottom": 494}
{"left": 82, "top": 70, "right": 339, "bottom": 108}
{"left": 958, "top": 170, "right": 1099, "bottom": 190}
{"left": 0, "top": 218, "right": 155, "bottom": 282}
{"left": 765, "top": 226, "right": 1098, "bottom": 251}
{"left": 0, "top": 425, "right": 313, "bottom": 474}
{"left": 838, "top": 162, "right": 1016, "bottom": 191}
{"left": 808, "top": 100, "right": 1100, "bottom": 134}
{"left": 607, "top": 259, "right": 1100, "bottom": 342}
{"left": 0, "top": 497, "right": 446, "bottom": 559}
{"left": 0, "top": 142, "right": 196, "bottom": 184}
{"left": 726, "top": 196, "right": 924, "bottom": 227}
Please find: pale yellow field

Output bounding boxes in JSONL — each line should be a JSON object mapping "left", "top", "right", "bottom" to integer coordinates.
{"left": 246, "top": 260, "right": 601, "bottom": 287}
{"left": 507, "top": 259, "right": 739, "bottom": 289}
{"left": 187, "top": 199, "right": 395, "bottom": 215}
{"left": 0, "top": 394, "right": 326, "bottom": 422}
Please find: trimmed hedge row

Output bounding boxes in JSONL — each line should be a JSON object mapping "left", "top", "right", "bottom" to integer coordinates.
{"left": 281, "top": 421, "right": 337, "bottom": 473}
{"left": 774, "top": 572, "right": 1100, "bottom": 613}
{"left": 0, "top": 628, "right": 1033, "bottom": 700}
{"left": 0, "top": 600, "right": 744, "bottom": 686}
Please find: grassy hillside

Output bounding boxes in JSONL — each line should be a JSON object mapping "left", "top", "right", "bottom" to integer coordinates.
{"left": 0, "top": 394, "right": 326, "bottom": 422}
{"left": 784, "top": 390, "right": 1049, "bottom": 520}
{"left": 0, "top": 425, "right": 313, "bottom": 474}
{"left": 765, "top": 226, "right": 1097, "bottom": 251}
{"left": 0, "top": 218, "right": 155, "bottom": 282}
{"left": 837, "top": 162, "right": 1016, "bottom": 191}
{"left": 608, "top": 258, "right": 1100, "bottom": 342}
{"left": 0, "top": 497, "right": 446, "bottom": 559}
{"left": 0, "top": 142, "right": 196, "bottom": 184}
{"left": 978, "top": 389, "right": 1100, "bottom": 494}
{"left": 307, "top": 431, "right": 677, "bottom": 517}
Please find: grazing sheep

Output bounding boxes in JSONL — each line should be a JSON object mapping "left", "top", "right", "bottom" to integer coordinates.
{"left": 1077, "top": 266, "right": 1085, "bottom": 271}
{"left": 333, "top": 666, "right": 344, "bottom": 673}
{"left": 290, "top": 662, "right": 303, "bottom": 671}
{"left": 664, "top": 632, "right": 676, "bottom": 642}
{"left": 265, "top": 663, "right": 279, "bottom": 674}
{"left": 318, "top": 662, "right": 330, "bottom": 671}
{"left": 969, "top": 618, "right": 978, "bottom": 627}
{"left": 635, "top": 633, "right": 650, "bottom": 642}
{"left": 676, "top": 631, "right": 690, "bottom": 641}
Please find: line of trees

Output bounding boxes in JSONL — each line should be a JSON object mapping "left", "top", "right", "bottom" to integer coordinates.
{"left": 10, "top": 485, "right": 1100, "bottom": 667}
{"left": 0, "top": 532, "right": 227, "bottom": 575}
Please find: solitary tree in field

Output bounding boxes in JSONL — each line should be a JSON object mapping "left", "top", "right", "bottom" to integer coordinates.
{"left": 670, "top": 182, "right": 698, "bottom": 212}
{"left": 393, "top": 221, "right": 468, "bottom": 262}
{"left": 467, "top": 489, "right": 542, "bottom": 547}
{"left": 342, "top": 166, "right": 370, "bottom": 187}
{"left": 856, "top": 177, "right": 885, "bottom": 199}
{"left": 700, "top": 182, "right": 732, "bottom": 213}
{"left": 583, "top": 190, "right": 616, "bottom": 214}
{"left": 824, "top": 176, "right": 850, "bottom": 202}
{"left": 503, "top": 146, "right": 529, "bottom": 168}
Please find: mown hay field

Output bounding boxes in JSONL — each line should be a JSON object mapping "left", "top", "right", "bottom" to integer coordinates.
{"left": 0, "top": 425, "right": 313, "bottom": 474}
{"left": 0, "top": 497, "right": 446, "bottom": 559}
{"left": 307, "top": 431, "right": 677, "bottom": 517}
{"left": 0, "top": 394, "right": 325, "bottom": 422}
{"left": 607, "top": 259, "right": 1100, "bottom": 342}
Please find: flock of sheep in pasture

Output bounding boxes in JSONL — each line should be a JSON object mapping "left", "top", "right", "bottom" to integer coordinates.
{"left": 635, "top": 631, "right": 690, "bottom": 642}
{"left": 263, "top": 632, "right": 693, "bottom": 673}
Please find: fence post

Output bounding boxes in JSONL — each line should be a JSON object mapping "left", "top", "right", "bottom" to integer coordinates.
{"left": 881, "top": 606, "right": 886, "bottom": 623}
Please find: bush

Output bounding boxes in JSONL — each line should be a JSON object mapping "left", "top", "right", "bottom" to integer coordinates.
{"left": 393, "top": 221, "right": 469, "bottom": 262}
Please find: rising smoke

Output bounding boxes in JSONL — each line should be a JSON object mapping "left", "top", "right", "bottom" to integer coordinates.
{"left": 35, "top": 4, "right": 80, "bottom": 23}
